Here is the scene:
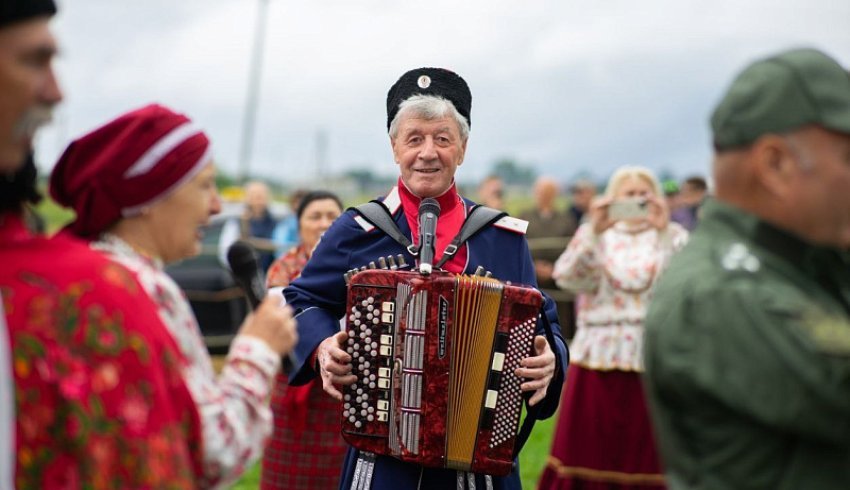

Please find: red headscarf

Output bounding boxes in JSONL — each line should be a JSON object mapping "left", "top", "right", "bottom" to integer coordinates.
{"left": 50, "top": 103, "right": 211, "bottom": 238}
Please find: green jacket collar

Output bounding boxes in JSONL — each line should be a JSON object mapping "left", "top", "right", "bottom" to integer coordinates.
{"left": 699, "top": 198, "right": 834, "bottom": 276}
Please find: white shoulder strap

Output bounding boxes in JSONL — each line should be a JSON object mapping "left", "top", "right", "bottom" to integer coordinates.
{"left": 493, "top": 216, "right": 529, "bottom": 234}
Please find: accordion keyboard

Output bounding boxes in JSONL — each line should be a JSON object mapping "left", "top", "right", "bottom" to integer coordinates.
{"left": 342, "top": 291, "right": 398, "bottom": 446}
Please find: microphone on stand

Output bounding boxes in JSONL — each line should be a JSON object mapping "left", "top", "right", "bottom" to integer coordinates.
{"left": 418, "top": 198, "right": 441, "bottom": 275}
{"left": 227, "top": 240, "right": 298, "bottom": 374}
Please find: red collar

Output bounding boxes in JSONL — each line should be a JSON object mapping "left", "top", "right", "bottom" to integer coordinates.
{"left": 396, "top": 178, "right": 468, "bottom": 273}
{"left": 397, "top": 178, "right": 463, "bottom": 216}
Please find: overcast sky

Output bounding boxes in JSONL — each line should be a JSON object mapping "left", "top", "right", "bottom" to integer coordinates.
{"left": 35, "top": 0, "right": 850, "bottom": 188}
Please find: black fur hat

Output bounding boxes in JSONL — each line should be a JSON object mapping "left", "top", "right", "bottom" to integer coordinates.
{"left": 386, "top": 67, "right": 471, "bottom": 131}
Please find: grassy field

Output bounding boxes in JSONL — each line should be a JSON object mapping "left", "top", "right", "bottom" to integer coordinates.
{"left": 230, "top": 412, "right": 556, "bottom": 489}
{"left": 34, "top": 196, "right": 75, "bottom": 233}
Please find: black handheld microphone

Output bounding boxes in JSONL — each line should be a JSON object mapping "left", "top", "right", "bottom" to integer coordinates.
{"left": 227, "top": 240, "right": 266, "bottom": 309}
{"left": 227, "top": 240, "right": 297, "bottom": 374}
{"left": 418, "top": 198, "right": 441, "bottom": 275}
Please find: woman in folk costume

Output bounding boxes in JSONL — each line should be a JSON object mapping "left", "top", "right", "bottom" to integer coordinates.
{"left": 538, "top": 166, "right": 688, "bottom": 490}
{"left": 1, "top": 4, "right": 203, "bottom": 487}
{"left": 261, "top": 190, "right": 346, "bottom": 489}
{"left": 49, "top": 104, "right": 298, "bottom": 489}
{"left": 283, "top": 67, "right": 569, "bottom": 489}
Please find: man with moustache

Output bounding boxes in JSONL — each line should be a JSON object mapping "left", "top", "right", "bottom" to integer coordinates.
{"left": 0, "top": 1, "right": 204, "bottom": 487}
{"left": 0, "top": 2, "right": 63, "bottom": 485}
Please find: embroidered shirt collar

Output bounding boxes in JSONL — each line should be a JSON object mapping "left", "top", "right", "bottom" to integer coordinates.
{"left": 94, "top": 232, "right": 165, "bottom": 270}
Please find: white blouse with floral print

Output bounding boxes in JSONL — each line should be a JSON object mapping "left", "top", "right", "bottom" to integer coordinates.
{"left": 94, "top": 234, "right": 280, "bottom": 489}
{"left": 553, "top": 221, "right": 688, "bottom": 372}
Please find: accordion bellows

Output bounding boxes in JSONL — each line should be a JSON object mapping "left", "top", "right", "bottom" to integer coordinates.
{"left": 341, "top": 269, "right": 542, "bottom": 476}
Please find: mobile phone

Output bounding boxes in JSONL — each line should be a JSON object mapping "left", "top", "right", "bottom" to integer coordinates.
{"left": 608, "top": 199, "right": 649, "bottom": 221}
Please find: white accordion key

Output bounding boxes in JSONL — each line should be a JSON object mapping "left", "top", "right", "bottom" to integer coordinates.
{"left": 485, "top": 390, "right": 499, "bottom": 409}
{"left": 491, "top": 352, "right": 505, "bottom": 372}
{"left": 382, "top": 301, "right": 395, "bottom": 312}
{"left": 379, "top": 345, "right": 392, "bottom": 356}
{"left": 378, "top": 378, "right": 390, "bottom": 389}
{"left": 381, "top": 312, "right": 394, "bottom": 323}
{"left": 378, "top": 367, "right": 391, "bottom": 378}
{"left": 377, "top": 400, "right": 389, "bottom": 411}
{"left": 380, "top": 335, "right": 393, "bottom": 345}
{"left": 377, "top": 411, "right": 388, "bottom": 422}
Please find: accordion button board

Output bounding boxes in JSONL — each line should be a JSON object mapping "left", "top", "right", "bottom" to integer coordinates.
{"left": 341, "top": 269, "right": 542, "bottom": 476}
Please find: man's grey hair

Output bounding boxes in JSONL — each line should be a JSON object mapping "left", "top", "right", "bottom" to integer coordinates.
{"left": 388, "top": 95, "right": 470, "bottom": 142}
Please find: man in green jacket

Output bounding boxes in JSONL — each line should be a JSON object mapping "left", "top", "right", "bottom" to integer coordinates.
{"left": 644, "top": 48, "right": 850, "bottom": 489}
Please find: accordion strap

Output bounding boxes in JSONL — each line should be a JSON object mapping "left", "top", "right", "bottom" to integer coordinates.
{"left": 352, "top": 201, "right": 419, "bottom": 256}
{"left": 352, "top": 201, "right": 507, "bottom": 266}
{"left": 512, "top": 310, "right": 558, "bottom": 461}
{"left": 434, "top": 205, "right": 506, "bottom": 269}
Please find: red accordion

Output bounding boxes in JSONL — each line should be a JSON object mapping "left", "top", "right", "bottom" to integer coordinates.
{"left": 341, "top": 268, "right": 542, "bottom": 476}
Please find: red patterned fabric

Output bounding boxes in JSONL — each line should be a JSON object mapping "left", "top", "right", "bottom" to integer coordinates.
{"left": 0, "top": 212, "right": 202, "bottom": 489}
{"left": 261, "top": 243, "right": 347, "bottom": 489}
{"left": 261, "top": 373, "right": 347, "bottom": 489}
{"left": 266, "top": 244, "right": 309, "bottom": 289}
{"left": 537, "top": 365, "right": 666, "bottom": 490}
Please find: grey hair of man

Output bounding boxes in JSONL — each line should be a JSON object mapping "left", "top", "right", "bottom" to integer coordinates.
{"left": 388, "top": 95, "right": 470, "bottom": 143}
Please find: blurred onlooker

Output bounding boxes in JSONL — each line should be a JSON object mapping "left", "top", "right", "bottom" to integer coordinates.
{"left": 50, "top": 104, "right": 299, "bottom": 488}
{"left": 645, "top": 48, "right": 850, "bottom": 490}
{"left": 539, "top": 166, "right": 688, "bottom": 490}
{"left": 242, "top": 181, "right": 279, "bottom": 270}
{"left": 1, "top": 4, "right": 202, "bottom": 487}
{"left": 271, "top": 188, "right": 309, "bottom": 256}
{"left": 262, "top": 190, "right": 345, "bottom": 489}
{"left": 477, "top": 174, "right": 505, "bottom": 209}
{"left": 567, "top": 179, "right": 596, "bottom": 227}
{"left": 519, "top": 177, "right": 577, "bottom": 338}
{"left": 662, "top": 178, "right": 681, "bottom": 213}
{"left": 670, "top": 175, "right": 708, "bottom": 230}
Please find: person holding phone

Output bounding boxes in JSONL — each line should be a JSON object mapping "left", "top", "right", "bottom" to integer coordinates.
{"left": 539, "top": 166, "right": 688, "bottom": 490}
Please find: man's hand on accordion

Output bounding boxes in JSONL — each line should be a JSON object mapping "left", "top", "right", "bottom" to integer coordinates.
{"left": 515, "top": 335, "right": 556, "bottom": 407}
{"left": 317, "top": 331, "right": 357, "bottom": 400}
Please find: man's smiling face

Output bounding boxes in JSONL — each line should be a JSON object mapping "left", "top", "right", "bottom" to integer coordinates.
{"left": 391, "top": 115, "right": 466, "bottom": 198}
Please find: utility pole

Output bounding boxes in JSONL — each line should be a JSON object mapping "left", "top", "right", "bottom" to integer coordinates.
{"left": 315, "top": 127, "right": 328, "bottom": 180}
{"left": 237, "top": 0, "right": 270, "bottom": 183}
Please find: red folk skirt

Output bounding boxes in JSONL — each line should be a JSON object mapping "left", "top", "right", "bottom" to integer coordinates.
{"left": 537, "top": 365, "right": 666, "bottom": 490}
{"left": 260, "top": 374, "right": 347, "bottom": 489}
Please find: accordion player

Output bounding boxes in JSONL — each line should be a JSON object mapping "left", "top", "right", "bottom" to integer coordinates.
{"left": 341, "top": 266, "right": 545, "bottom": 476}
{"left": 282, "top": 185, "right": 568, "bottom": 490}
